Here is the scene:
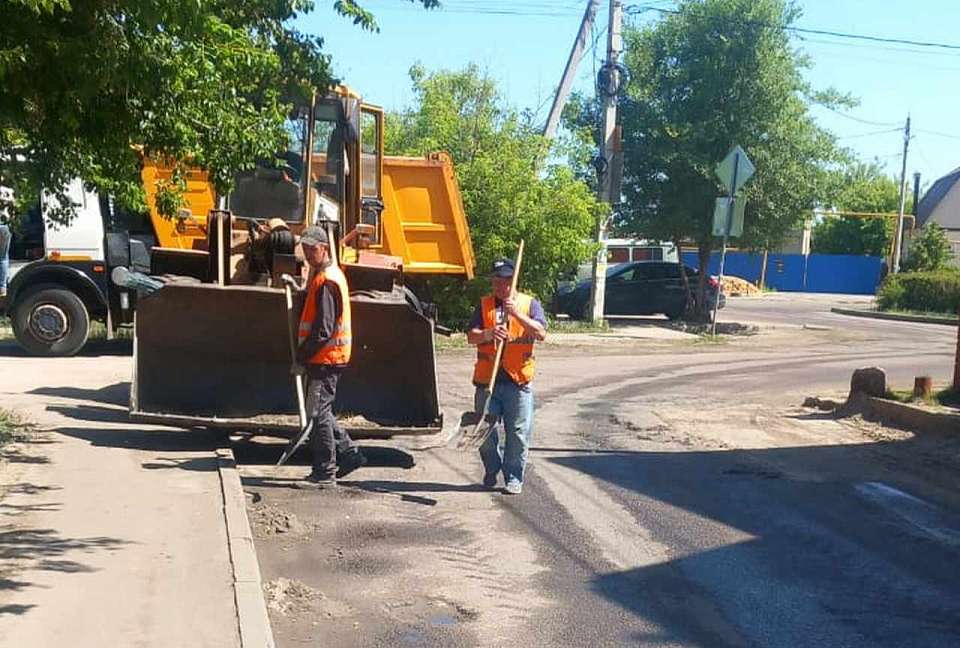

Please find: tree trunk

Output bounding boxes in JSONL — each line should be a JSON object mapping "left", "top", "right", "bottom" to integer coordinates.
{"left": 695, "top": 242, "right": 712, "bottom": 322}
{"left": 676, "top": 238, "right": 694, "bottom": 318}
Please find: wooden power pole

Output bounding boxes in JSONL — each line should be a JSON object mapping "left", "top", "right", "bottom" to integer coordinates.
{"left": 587, "top": 0, "right": 624, "bottom": 323}
{"left": 892, "top": 114, "right": 911, "bottom": 273}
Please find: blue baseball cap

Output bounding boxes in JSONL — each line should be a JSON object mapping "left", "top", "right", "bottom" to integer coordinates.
{"left": 490, "top": 258, "right": 515, "bottom": 278}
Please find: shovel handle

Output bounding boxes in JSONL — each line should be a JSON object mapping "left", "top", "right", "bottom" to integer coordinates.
{"left": 485, "top": 240, "right": 525, "bottom": 393}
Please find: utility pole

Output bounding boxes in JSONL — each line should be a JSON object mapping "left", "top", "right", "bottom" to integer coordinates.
{"left": 892, "top": 114, "right": 911, "bottom": 273}
{"left": 587, "top": 0, "right": 624, "bottom": 323}
{"left": 542, "top": 0, "right": 600, "bottom": 140}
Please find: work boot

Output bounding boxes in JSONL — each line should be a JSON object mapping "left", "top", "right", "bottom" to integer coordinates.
{"left": 336, "top": 450, "right": 368, "bottom": 479}
{"left": 294, "top": 473, "right": 337, "bottom": 490}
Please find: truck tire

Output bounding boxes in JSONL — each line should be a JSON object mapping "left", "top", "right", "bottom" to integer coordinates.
{"left": 12, "top": 287, "right": 91, "bottom": 357}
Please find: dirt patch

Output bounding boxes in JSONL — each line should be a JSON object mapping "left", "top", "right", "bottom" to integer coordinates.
{"left": 722, "top": 275, "right": 761, "bottom": 297}
{"left": 264, "top": 577, "right": 353, "bottom": 619}
{"left": 250, "top": 504, "right": 311, "bottom": 538}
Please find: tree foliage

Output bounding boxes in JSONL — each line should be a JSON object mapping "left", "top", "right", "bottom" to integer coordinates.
{"left": 605, "top": 0, "right": 843, "bottom": 316}
{"left": 903, "top": 222, "right": 953, "bottom": 272}
{"left": 812, "top": 162, "right": 900, "bottom": 256}
{"left": 0, "top": 0, "right": 433, "bottom": 222}
{"left": 386, "top": 65, "right": 601, "bottom": 325}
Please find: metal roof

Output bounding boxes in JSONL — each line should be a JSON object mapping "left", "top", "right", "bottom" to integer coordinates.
{"left": 917, "top": 166, "right": 960, "bottom": 228}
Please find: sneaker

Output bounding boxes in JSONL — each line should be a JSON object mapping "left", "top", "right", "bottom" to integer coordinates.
{"left": 294, "top": 474, "right": 337, "bottom": 490}
{"left": 482, "top": 473, "right": 498, "bottom": 490}
{"left": 336, "top": 450, "right": 368, "bottom": 478}
{"left": 504, "top": 481, "right": 523, "bottom": 495}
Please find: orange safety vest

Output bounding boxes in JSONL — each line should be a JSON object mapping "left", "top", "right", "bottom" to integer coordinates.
{"left": 473, "top": 293, "right": 537, "bottom": 386}
{"left": 298, "top": 264, "right": 352, "bottom": 366}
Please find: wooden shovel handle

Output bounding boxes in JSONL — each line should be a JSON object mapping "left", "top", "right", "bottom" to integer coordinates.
{"left": 486, "top": 240, "right": 525, "bottom": 392}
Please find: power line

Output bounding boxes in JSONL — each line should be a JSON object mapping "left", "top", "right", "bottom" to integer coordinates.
{"left": 836, "top": 128, "right": 902, "bottom": 140}
{"left": 818, "top": 105, "right": 900, "bottom": 128}
{"left": 626, "top": 5, "right": 960, "bottom": 52}
{"left": 917, "top": 128, "right": 960, "bottom": 141}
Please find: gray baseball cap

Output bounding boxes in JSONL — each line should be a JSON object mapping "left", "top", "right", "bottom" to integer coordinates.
{"left": 299, "top": 225, "right": 329, "bottom": 247}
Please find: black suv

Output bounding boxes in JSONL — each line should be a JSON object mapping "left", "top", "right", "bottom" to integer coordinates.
{"left": 554, "top": 261, "right": 725, "bottom": 320}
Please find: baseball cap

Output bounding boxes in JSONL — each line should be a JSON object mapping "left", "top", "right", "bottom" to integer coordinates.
{"left": 490, "top": 258, "right": 515, "bottom": 278}
{"left": 299, "top": 225, "right": 329, "bottom": 247}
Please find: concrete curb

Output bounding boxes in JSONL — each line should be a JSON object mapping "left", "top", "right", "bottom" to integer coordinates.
{"left": 855, "top": 396, "right": 960, "bottom": 435}
{"left": 216, "top": 448, "right": 275, "bottom": 648}
{"left": 830, "top": 307, "right": 958, "bottom": 326}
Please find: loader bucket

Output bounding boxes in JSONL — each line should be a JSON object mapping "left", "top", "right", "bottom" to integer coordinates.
{"left": 130, "top": 281, "right": 441, "bottom": 435}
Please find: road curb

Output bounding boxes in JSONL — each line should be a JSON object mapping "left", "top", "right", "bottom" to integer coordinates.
{"left": 830, "top": 307, "right": 958, "bottom": 326}
{"left": 853, "top": 396, "right": 960, "bottom": 435}
{"left": 216, "top": 447, "right": 275, "bottom": 648}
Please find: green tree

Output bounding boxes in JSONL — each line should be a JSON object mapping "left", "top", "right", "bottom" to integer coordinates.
{"left": 812, "top": 162, "right": 900, "bottom": 256}
{"left": 611, "top": 0, "right": 843, "bottom": 318}
{"left": 387, "top": 65, "right": 601, "bottom": 325}
{"left": 0, "top": 0, "right": 435, "bottom": 221}
{"left": 903, "top": 223, "right": 952, "bottom": 272}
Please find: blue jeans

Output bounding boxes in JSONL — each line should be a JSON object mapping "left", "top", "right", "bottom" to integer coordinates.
{"left": 0, "top": 224, "right": 10, "bottom": 292}
{"left": 475, "top": 380, "right": 534, "bottom": 487}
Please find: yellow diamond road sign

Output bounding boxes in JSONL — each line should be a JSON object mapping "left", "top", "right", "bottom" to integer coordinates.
{"left": 716, "top": 145, "right": 755, "bottom": 195}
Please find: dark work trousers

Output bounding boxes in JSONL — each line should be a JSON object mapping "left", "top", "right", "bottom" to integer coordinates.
{"left": 305, "top": 365, "right": 357, "bottom": 478}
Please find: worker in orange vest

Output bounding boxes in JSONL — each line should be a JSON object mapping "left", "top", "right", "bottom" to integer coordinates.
{"left": 467, "top": 258, "right": 547, "bottom": 495}
{"left": 294, "top": 226, "right": 366, "bottom": 489}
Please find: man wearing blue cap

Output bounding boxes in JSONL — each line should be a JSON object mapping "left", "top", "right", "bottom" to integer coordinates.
{"left": 466, "top": 257, "right": 547, "bottom": 495}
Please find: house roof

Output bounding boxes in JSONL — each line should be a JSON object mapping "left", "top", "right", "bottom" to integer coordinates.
{"left": 917, "top": 166, "right": 960, "bottom": 228}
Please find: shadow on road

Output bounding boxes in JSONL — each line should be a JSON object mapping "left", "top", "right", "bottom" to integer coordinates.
{"left": 29, "top": 382, "right": 130, "bottom": 407}
{"left": 0, "top": 527, "right": 131, "bottom": 615}
{"left": 55, "top": 426, "right": 224, "bottom": 454}
{"left": 537, "top": 435, "right": 960, "bottom": 648}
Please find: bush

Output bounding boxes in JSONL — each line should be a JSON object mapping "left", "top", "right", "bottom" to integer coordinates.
{"left": 877, "top": 271, "right": 960, "bottom": 314}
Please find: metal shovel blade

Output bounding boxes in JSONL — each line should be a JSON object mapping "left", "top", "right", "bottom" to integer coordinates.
{"left": 277, "top": 420, "right": 314, "bottom": 466}
{"left": 453, "top": 410, "right": 497, "bottom": 450}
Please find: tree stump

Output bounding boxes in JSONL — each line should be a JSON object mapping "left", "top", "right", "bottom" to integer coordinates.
{"left": 849, "top": 367, "right": 887, "bottom": 400}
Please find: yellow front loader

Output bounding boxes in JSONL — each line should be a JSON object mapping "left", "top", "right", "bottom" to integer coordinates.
{"left": 129, "top": 87, "right": 474, "bottom": 436}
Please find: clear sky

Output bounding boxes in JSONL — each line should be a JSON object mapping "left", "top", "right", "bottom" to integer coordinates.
{"left": 297, "top": 0, "right": 960, "bottom": 189}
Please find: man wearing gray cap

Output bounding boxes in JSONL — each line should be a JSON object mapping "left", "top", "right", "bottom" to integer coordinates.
{"left": 294, "top": 226, "right": 366, "bottom": 489}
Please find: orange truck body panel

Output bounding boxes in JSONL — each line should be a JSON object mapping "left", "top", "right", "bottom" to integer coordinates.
{"left": 381, "top": 153, "right": 475, "bottom": 279}
{"left": 140, "top": 159, "right": 216, "bottom": 251}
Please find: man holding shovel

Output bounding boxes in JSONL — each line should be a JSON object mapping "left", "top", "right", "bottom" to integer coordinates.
{"left": 466, "top": 258, "right": 547, "bottom": 494}
{"left": 294, "top": 226, "right": 366, "bottom": 489}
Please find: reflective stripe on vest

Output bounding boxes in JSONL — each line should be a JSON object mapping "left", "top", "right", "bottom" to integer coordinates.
{"left": 298, "top": 264, "right": 353, "bottom": 365}
{"left": 472, "top": 292, "right": 536, "bottom": 385}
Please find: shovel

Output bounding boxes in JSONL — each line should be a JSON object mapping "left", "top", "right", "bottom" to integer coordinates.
{"left": 277, "top": 273, "right": 314, "bottom": 466}
{"left": 452, "top": 240, "right": 525, "bottom": 450}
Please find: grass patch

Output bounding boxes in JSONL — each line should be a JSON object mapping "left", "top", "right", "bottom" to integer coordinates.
{"left": 690, "top": 334, "right": 729, "bottom": 345}
{"left": 434, "top": 333, "right": 469, "bottom": 351}
{"left": 547, "top": 317, "right": 610, "bottom": 334}
{"left": 0, "top": 409, "right": 34, "bottom": 447}
{"left": 885, "top": 387, "right": 959, "bottom": 408}
{"left": 0, "top": 316, "right": 11, "bottom": 341}
{"left": 881, "top": 308, "right": 957, "bottom": 322}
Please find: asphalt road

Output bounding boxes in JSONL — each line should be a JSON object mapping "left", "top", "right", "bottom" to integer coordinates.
{"left": 241, "top": 295, "right": 960, "bottom": 647}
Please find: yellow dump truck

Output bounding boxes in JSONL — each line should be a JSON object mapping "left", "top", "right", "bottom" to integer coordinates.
{"left": 7, "top": 86, "right": 474, "bottom": 436}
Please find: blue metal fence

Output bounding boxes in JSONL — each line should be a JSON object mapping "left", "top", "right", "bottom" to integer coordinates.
{"left": 681, "top": 251, "right": 882, "bottom": 295}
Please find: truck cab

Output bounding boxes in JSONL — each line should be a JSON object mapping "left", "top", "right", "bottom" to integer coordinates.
{"left": 2, "top": 179, "right": 151, "bottom": 355}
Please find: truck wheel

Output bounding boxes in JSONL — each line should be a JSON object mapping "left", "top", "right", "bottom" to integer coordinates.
{"left": 12, "top": 288, "right": 91, "bottom": 357}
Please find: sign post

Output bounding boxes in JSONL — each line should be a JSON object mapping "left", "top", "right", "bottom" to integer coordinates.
{"left": 712, "top": 146, "right": 755, "bottom": 336}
